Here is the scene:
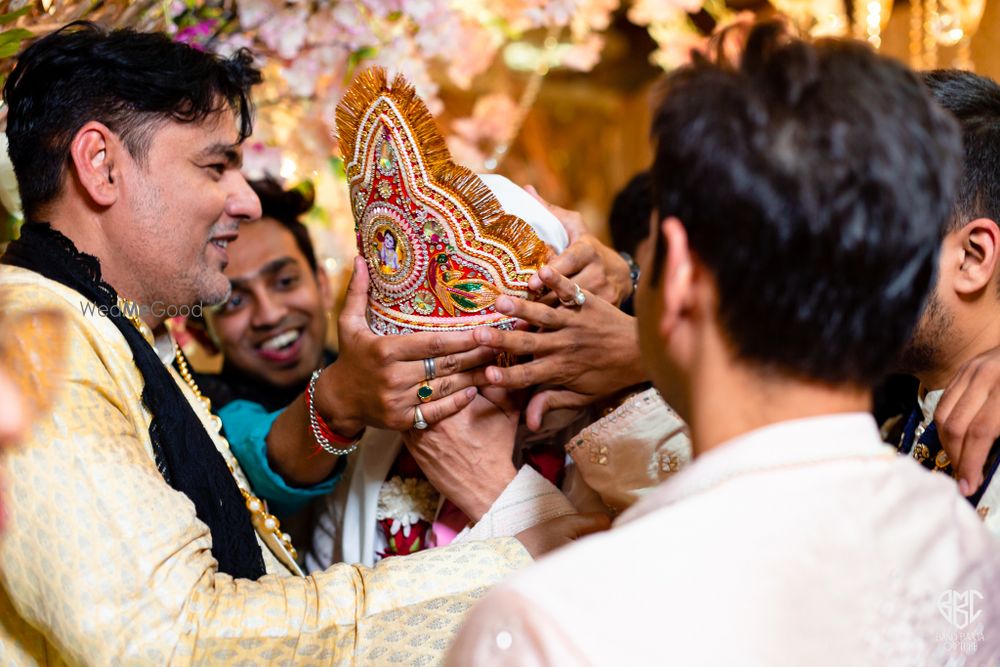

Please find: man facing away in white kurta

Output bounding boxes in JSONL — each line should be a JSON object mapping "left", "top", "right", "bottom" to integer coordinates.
{"left": 448, "top": 23, "right": 1000, "bottom": 667}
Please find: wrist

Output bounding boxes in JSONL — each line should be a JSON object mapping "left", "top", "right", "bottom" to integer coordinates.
{"left": 605, "top": 325, "right": 646, "bottom": 394}
{"left": 314, "top": 362, "right": 365, "bottom": 438}
{"left": 464, "top": 465, "right": 517, "bottom": 522}
{"left": 622, "top": 334, "right": 648, "bottom": 389}
{"left": 617, "top": 250, "right": 640, "bottom": 304}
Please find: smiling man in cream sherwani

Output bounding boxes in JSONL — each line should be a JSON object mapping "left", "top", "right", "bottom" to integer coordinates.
{"left": 0, "top": 22, "right": 600, "bottom": 667}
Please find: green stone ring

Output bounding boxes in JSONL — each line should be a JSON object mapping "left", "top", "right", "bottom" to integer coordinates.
{"left": 417, "top": 382, "right": 434, "bottom": 403}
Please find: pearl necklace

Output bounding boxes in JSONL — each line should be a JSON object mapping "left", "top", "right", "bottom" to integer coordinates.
{"left": 173, "top": 339, "right": 303, "bottom": 576}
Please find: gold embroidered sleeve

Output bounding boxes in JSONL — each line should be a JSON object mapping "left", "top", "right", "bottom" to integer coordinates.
{"left": 0, "top": 290, "right": 530, "bottom": 666}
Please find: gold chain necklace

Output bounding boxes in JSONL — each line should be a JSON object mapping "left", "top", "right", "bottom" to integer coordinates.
{"left": 172, "top": 339, "right": 302, "bottom": 573}
{"left": 116, "top": 297, "right": 302, "bottom": 571}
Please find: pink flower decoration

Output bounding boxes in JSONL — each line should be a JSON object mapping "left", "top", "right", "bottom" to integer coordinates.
{"left": 281, "top": 53, "right": 322, "bottom": 98}
{"left": 175, "top": 19, "right": 219, "bottom": 50}
{"left": 258, "top": 9, "right": 309, "bottom": 59}
{"left": 451, "top": 93, "right": 520, "bottom": 145}
{"left": 560, "top": 33, "right": 605, "bottom": 71}
{"left": 241, "top": 141, "right": 284, "bottom": 182}
{"left": 629, "top": 0, "right": 705, "bottom": 22}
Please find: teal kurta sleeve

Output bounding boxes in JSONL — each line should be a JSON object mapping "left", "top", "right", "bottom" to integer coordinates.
{"left": 218, "top": 399, "right": 345, "bottom": 516}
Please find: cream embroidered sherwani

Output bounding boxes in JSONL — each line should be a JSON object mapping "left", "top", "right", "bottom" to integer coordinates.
{"left": 307, "top": 390, "right": 690, "bottom": 571}
{"left": 0, "top": 265, "right": 530, "bottom": 666}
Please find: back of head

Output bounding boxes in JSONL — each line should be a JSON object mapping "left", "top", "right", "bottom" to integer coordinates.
{"left": 609, "top": 171, "right": 652, "bottom": 257}
{"left": 649, "top": 23, "right": 962, "bottom": 387}
{"left": 249, "top": 178, "right": 318, "bottom": 273}
{"left": 3, "top": 21, "right": 261, "bottom": 221}
{"left": 923, "top": 69, "right": 1000, "bottom": 230}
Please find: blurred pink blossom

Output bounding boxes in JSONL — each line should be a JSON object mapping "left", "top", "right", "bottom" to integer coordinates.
{"left": 330, "top": 2, "right": 379, "bottom": 51}
{"left": 446, "top": 135, "right": 487, "bottom": 172}
{"left": 443, "top": 21, "right": 500, "bottom": 88}
{"left": 242, "top": 141, "right": 284, "bottom": 182}
{"left": 490, "top": 0, "right": 567, "bottom": 32}
{"left": 259, "top": 9, "right": 309, "bottom": 59}
{"left": 629, "top": 0, "right": 705, "bottom": 23}
{"left": 167, "top": 0, "right": 186, "bottom": 21}
{"left": 373, "top": 40, "right": 442, "bottom": 113}
{"left": 651, "top": 27, "right": 707, "bottom": 70}
{"left": 281, "top": 53, "right": 323, "bottom": 98}
{"left": 236, "top": 0, "right": 277, "bottom": 30}
{"left": 175, "top": 19, "right": 219, "bottom": 50}
{"left": 359, "top": 0, "right": 405, "bottom": 19}
{"left": 571, "top": 0, "right": 618, "bottom": 38}
{"left": 402, "top": 0, "right": 448, "bottom": 23}
{"left": 451, "top": 94, "right": 519, "bottom": 146}
{"left": 560, "top": 33, "right": 604, "bottom": 71}
{"left": 213, "top": 33, "right": 255, "bottom": 59}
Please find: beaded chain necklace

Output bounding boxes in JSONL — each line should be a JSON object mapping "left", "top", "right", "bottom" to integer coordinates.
{"left": 172, "top": 336, "right": 303, "bottom": 576}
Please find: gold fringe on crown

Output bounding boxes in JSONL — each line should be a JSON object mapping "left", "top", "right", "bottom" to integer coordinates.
{"left": 336, "top": 67, "right": 550, "bottom": 271}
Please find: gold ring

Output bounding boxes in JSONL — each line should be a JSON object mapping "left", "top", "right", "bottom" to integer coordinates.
{"left": 417, "top": 381, "right": 433, "bottom": 403}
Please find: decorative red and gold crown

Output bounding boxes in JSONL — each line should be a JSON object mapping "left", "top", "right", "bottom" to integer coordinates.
{"left": 336, "top": 68, "right": 566, "bottom": 335}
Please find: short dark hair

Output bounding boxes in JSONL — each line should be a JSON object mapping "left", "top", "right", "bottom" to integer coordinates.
{"left": 649, "top": 23, "right": 962, "bottom": 386}
{"left": 249, "top": 178, "right": 318, "bottom": 273}
{"left": 608, "top": 170, "right": 652, "bottom": 258}
{"left": 923, "top": 70, "right": 1000, "bottom": 232}
{"left": 4, "top": 21, "right": 261, "bottom": 220}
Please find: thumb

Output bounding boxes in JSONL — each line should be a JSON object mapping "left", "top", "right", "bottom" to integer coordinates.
{"left": 341, "top": 256, "right": 370, "bottom": 323}
{"left": 525, "top": 389, "right": 589, "bottom": 431}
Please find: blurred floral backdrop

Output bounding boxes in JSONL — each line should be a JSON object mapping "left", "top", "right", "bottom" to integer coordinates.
{"left": 0, "top": 0, "right": 998, "bottom": 293}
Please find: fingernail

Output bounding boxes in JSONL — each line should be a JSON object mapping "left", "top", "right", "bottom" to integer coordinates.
{"left": 959, "top": 479, "right": 970, "bottom": 496}
{"left": 487, "top": 367, "right": 500, "bottom": 383}
{"left": 465, "top": 387, "right": 477, "bottom": 399}
{"left": 525, "top": 185, "right": 536, "bottom": 194}
{"left": 539, "top": 266, "right": 552, "bottom": 281}
{"left": 496, "top": 296, "right": 513, "bottom": 314}
{"left": 473, "top": 328, "right": 490, "bottom": 344}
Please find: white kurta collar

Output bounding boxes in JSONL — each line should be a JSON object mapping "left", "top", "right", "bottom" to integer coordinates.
{"left": 618, "top": 412, "right": 894, "bottom": 526}
{"left": 917, "top": 386, "right": 944, "bottom": 425}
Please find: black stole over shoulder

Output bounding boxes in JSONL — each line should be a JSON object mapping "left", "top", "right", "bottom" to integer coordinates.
{"left": 3, "top": 223, "right": 265, "bottom": 579}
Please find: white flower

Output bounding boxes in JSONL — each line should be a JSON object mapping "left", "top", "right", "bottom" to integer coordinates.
{"left": 376, "top": 476, "right": 440, "bottom": 536}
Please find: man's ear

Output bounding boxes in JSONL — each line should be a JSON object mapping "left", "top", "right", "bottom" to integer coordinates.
{"left": 955, "top": 218, "right": 1000, "bottom": 296}
{"left": 658, "top": 216, "right": 693, "bottom": 338}
{"left": 68, "top": 121, "right": 120, "bottom": 208}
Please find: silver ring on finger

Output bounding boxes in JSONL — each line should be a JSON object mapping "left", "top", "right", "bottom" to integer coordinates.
{"left": 413, "top": 405, "right": 428, "bottom": 430}
{"left": 559, "top": 283, "right": 586, "bottom": 308}
{"left": 423, "top": 357, "right": 437, "bottom": 381}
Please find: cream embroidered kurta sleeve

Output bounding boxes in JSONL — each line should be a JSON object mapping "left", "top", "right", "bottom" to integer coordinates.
{"left": 566, "top": 388, "right": 690, "bottom": 512}
{"left": 0, "top": 266, "right": 530, "bottom": 666}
